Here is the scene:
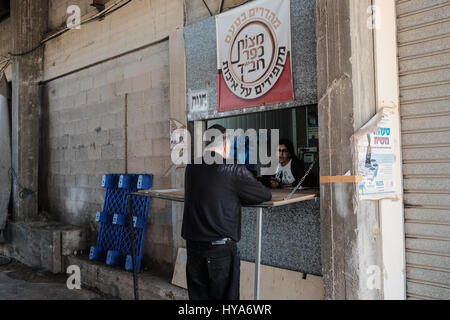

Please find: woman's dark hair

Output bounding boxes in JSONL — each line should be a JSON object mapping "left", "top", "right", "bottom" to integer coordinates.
{"left": 278, "top": 138, "right": 297, "bottom": 159}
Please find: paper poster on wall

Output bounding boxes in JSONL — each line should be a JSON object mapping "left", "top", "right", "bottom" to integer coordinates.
{"left": 216, "top": 0, "right": 294, "bottom": 112}
{"left": 352, "top": 108, "right": 398, "bottom": 200}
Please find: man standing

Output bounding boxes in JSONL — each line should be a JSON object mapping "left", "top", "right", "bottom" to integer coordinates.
{"left": 182, "top": 125, "right": 272, "bottom": 300}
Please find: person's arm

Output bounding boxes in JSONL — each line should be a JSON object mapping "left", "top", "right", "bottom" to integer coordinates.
{"left": 235, "top": 165, "right": 272, "bottom": 204}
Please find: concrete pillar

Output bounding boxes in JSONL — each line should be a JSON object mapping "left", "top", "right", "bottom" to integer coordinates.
{"left": 169, "top": 26, "right": 188, "bottom": 265}
{"left": 316, "top": 0, "right": 382, "bottom": 299}
{"left": 10, "top": 0, "right": 48, "bottom": 221}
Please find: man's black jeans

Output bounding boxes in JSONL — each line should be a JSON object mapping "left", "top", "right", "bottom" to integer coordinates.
{"left": 186, "top": 240, "right": 240, "bottom": 300}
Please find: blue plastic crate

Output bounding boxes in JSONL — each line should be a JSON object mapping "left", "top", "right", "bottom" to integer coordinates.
{"left": 137, "top": 174, "right": 153, "bottom": 190}
{"left": 90, "top": 173, "right": 153, "bottom": 273}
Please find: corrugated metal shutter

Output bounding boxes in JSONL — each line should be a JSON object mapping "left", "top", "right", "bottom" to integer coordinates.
{"left": 396, "top": 0, "right": 450, "bottom": 300}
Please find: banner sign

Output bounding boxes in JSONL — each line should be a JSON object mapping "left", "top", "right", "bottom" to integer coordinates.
{"left": 216, "top": 0, "right": 294, "bottom": 111}
{"left": 352, "top": 108, "right": 398, "bottom": 200}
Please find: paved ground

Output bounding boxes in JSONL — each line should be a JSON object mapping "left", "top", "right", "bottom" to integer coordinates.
{"left": 0, "top": 256, "right": 115, "bottom": 300}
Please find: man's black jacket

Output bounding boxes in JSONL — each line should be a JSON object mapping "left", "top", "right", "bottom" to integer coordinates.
{"left": 182, "top": 156, "right": 272, "bottom": 242}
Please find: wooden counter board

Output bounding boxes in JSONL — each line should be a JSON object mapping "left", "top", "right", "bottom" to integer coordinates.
{"left": 136, "top": 188, "right": 319, "bottom": 207}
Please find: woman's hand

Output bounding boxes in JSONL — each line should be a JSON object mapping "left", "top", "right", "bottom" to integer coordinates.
{"left": 270, "top": 180, "right": 280, "bottom": 188}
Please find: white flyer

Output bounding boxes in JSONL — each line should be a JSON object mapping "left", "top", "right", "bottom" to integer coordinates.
{"left": 352, "top": 108, "right": 398, "bottom": 200}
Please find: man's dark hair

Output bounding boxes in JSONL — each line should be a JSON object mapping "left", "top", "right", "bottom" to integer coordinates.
{"left": 205, "top": 124, "right": 227, "bottom": 147}
{"left": 279, "top": 138, "right": 296, "bottom": 158}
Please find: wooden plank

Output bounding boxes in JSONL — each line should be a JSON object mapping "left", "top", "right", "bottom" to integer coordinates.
{"left": 171, "top": 247, "right": 324, "bottom": 300}
{"left": 171, "top": 247, "right": 188, "bottom": 289}
{"left": 138, "top": 188, "right": 320, "bottom": 207}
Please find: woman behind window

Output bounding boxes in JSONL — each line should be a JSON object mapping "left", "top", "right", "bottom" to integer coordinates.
{"left": 270, "top": 139, "right": 313, "bottom": 189}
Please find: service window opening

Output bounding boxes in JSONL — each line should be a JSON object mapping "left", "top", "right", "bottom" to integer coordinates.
{"left": 206, "top": 105, "right": 320, "bottom": 189}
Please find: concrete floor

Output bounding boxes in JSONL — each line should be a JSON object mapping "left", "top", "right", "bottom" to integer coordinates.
{"left": 0, "top": 257, "right": 114, "bottom": 300}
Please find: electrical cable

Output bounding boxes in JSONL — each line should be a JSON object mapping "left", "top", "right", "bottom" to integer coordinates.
{"left": 201, "top": 0, "right": 213, "bottom": 16}
{"left": 8, "top": 168, "right": 36, "bottom": 200}
{"left": 0, "top": 60, "right": 11, "bottom": 82}
{"left": 0, "top": 255, "right": 12, "bottom": 267}
{"left": 227, "top": 0, "right": 253, "bottom": 10}
{"left": 8, "top": 0, "right": 133, "bottom": 57}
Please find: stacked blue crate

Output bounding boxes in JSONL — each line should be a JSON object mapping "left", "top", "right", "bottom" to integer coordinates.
{"left": 89, "top": 173, "right": 154, "bottom": 273}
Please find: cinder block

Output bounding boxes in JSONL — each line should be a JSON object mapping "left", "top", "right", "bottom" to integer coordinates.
{"left": 100, "top": 113, "right": 118, "bottom": 131}
{"left": 151, "top": 207, "right": 173, "bottom": 227}
{"left": 93, "top": 72, "right": 108, "bottom": 89}
{"left": 126, "top": 91, "right": 144, "bottom": 109}
{"left": 64, "top": 148, "right": 75, "bottom": 161}
{"left": 151, "top": 68, "right": 169, "bottom": 89}
{"left": 59, "top": 161, "right": 70, "bottom": 175}
{"left": 109, "top": 128, "right": 125, "bottom": 142}
{"left": 145, "top": 243, "right": 174, "bottom": 266}
{"left": 101, "top": 143, "right": 117, "bottom": 160}
{"left": 94, "top": 160, "right": 111, "bottom": 175}
{"left": 127, "top": 107, "right": 152, "bottom": 127}
{"left": 144, "top": 121, "right": 168, "bottom": 140}
{"left": 123, "top": 62, "right": 142, "bottom": 80}
{"left": 129, "top": 139, "right": 152, "bottom": 158}
{"left": 76, "top": 175, "right": 89, "bottom": 188}
{"left": 75, "top": 147, "right": 89, "bottom": 161}
{"left": 115, "top": 112, "right": 125, "bottom": 128}
{"left": 75, "top": 120, "right": 88, "bottom": 135}
{"left": 94, "top": 130, "right": 109, "bottom": 145}
{"left": 6, "top": 222, "right": 86, "bottom": 274}
{"left": 53, "top": 174, "right": 65, "bottom": 186}
{"left": 115, "top": 79, "right": 132, "bottom": 96}
{"left": 90, "top": 187, "right": 106, "bottom": 204}
{"left": 68, "top": 187, "right": 90, "bottom": 202}
{"left": 152, "top": 138, "right": 170, "bottom": 157}
{"left": 80, "top": 77, "right": 94, "bottom": 92}
{"left": 151, "top": 174, "right": 171, "bottom": 190}
{"left": 131, "top": 73, "right": 152, "bottom": 93}
{"left": 63, "top": 121, "right": 76, "bottom": 136}
{"left": 107, "top": 67, "right": 125, "bottom": 83}
{"left": 99, "top": 84, "right": 117, "bottom": 102}
{"left": 65, "top": 175, "right": 76, "bottom": 187}
{"left": 108, "top": 159, "right": 126, "bottom": 173}
{"left": 147, "top": 224, "right": 172, "bottom": 246}
{"left": 91, "top": 101, "right": 110, "bottom": 117}
{"left": 70, "top": 160, "right": 96, "bottom": 175}
{"left": 144, "top": 157, "right": 166, "bottom": 174}
{"left": 87, "top": 117, "right": 102, "bottom": 132}
{"left": 86, "top": 88, "right": 101, "bottom": 104}
{"left": 127, "top": 156, "right": 146, "bottom": 173}
{"left": 108, "top": 96, "right": 125, "bottom": 114}
{"left": 88, "top": 174, "right": 103, "bottom": 188}
{"left": 87, "top": 143, "right": 102, "bottom": 160}
{"left": 127, "top": 125, "right": 145, "bottom": 142}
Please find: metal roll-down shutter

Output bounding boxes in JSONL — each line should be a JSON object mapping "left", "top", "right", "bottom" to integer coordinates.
{"left": 396, "top": 0, "right": 450, "bottom": 300}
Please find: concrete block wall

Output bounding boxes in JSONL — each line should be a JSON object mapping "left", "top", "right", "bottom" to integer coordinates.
{"left": 40, "top": 0, "right": 184, "bottom": 273}
{"left": 48, "top": 0, "right": 111, "bottom": 31}
{"left": 44, "top": 0, "right": 183, "bottom": 81}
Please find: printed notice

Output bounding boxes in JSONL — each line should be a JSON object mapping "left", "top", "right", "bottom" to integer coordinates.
{"left": 352, "top": 108, "right": 398, "bottom": 200}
